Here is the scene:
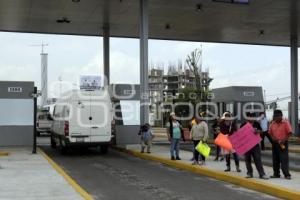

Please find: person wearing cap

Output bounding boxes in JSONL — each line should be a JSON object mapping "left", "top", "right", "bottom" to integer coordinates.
{"left": 190, "top": 115, "right": 209, "bottom": 165}
{"left": 219, "top": 111, "right": 241, "bottom": 172}
{"left": 166, "top": 112, "right": 184, "bottom": 160}
{"left": 241, "top": 112, "right": 268, "bottom": 179}
{"left": 269, "top": 109, "right": 292, "bottom": 180}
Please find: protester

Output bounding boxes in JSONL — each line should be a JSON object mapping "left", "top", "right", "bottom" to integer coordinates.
{"left": 139, "top": 123, "right": 154, "bottom": 153}
{"left": 241, "top": 112, "right": 268, "bottom": 179}
{"left": 219, "top": 112, "right": 241, "bottom": 172}
{"left": 212, "top": 117, "right": 224, "bottom": 161}
{"left": 166, "top": 112, "right": 184, "bottom": 160}
{"left": 269, "top": 109, "right": 292, "bottom": 179}
{"left": 190, "top": 116, "right": 209, "bottom": 165}
{"left": 257, "top": 112, "right": 273, "bottom": 150}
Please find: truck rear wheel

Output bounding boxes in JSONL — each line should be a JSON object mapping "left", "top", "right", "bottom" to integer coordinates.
{"left": 59, "top": 138, "right": 68, "bottom": 155}
{"left": 50, "top": 133, "right": 56, "bottom": 148}
{"left": 100, "top": 144, "right": 109, "bottom": 154}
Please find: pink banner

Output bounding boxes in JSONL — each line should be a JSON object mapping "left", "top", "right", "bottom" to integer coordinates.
{"left": 229, "top": 123, "right": 262, "bottom": 156}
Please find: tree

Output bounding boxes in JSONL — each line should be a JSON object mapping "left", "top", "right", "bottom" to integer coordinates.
{"left": 186, "top": 48, "right": 202, "bottom": 91}
{"left": 184, "top": 48, "right": 213, "bottom": 116}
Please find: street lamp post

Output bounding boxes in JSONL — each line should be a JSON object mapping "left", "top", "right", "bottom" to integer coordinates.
{"left": 31, "top": 87, "right": 38, "bottom": 154}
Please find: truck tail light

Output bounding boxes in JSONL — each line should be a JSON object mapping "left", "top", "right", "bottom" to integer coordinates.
{"left": 64, "top": 121, "right": 69, "bottom": 136}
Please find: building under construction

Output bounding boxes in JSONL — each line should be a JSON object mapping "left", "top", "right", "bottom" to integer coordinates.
{"left": 148, "top": 64, "right": 213, "bottom": 125}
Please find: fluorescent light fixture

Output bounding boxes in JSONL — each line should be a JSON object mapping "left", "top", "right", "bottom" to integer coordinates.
{"left": 212, "top": 0, "right": 249, "bottom": 4}
{"left": 56, "top": 17, "right": 71, "bottom": 23}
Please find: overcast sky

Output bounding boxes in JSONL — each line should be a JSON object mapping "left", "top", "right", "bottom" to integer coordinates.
{"left": 0, "top": 32, "right": 293, "bottom": 103}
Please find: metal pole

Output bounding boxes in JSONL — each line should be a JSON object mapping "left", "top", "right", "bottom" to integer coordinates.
{"left": 103, "top": 25, "right": 110, "bottom": 85}
{"left": 41, "top": 53, "right": 48, "bottom": 106}
{"left": 291, "top": 35, "right": 299, "bottom": 135}
{"left": 140, "top": 0, "right": 149, "bottom": 125}
{"left": 32, "top": 87, "right": 37, "bottom": 154}
{"left": 290, "top": 0, "right": 299, "bottom": 136}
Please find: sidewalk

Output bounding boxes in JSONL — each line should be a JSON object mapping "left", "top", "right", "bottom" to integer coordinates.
{"left": 123, "top": 144, "right": 300, "bottom": 200}
{"left": 153, "top": 133, "right": 300, "bottom": 154}
{"left": 0, "top": 147, "right": 84, "bottom": 200}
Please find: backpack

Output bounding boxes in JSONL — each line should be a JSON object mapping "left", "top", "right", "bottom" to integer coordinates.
{"left": 138, "top": 124, "right": 149, "bottom": 135}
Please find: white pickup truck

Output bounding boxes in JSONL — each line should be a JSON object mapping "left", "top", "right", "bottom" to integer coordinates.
{"left": 36, "top": 112, "right": 53, "bottom": 136}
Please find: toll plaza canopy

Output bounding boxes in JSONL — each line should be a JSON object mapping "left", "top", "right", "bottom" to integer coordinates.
{"left": 0, "top": 0, "right": 298, "bottom": 46}
{"left": 0, "top": 0, "right": 299, "bottom": 135}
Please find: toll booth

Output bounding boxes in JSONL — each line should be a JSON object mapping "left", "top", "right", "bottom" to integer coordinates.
{"left": 110, "top": 84, "right": 141, "bottom": 146}
{"left": 211, "top": 86, "right": 264, "bottom": 123}
{"left": 0, "top": 81, "right": 34, "bottom": 146}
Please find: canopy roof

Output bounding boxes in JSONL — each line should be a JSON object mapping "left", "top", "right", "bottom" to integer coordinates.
{"left": 0, "top": 0, "right": 298, "bottom": 46}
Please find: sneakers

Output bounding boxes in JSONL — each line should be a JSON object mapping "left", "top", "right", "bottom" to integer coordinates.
{"left": 260, "top": 175, "right": 269, "bottom": 180}
{"left": 236, "top": 166, "right": 242, "bottom": 173}
{"left": 224, "top": 167, "right": 230, "bottom": 172}
{"left": 285, "top": 176, "right": 292, "bottom": 180}
{"left": 270, "top": 175, "right": 291, "bottom": 179}
{"left": 246, "top": 174, "right": 268, "bottom": 179}
{"left": 192, "top": 161, "right": 198, "bottom": 165}
{"left": 270, "top": 175, "right": 280, "bottom": 178}
{"left": 245, "top": 174, "right": 253, "bottom": 179}
{"left": 171, "top": 156, "right": 181, "bottom": 160}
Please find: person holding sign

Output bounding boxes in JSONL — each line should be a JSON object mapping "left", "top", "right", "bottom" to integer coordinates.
{"left": 241, "top": 113, "right": 268, "bottom": 179}
{"left": 219, "top": 112, "right": 241, "bottom": 172}
{"left": 190, "top": 116, "right": 209, "bottom": 165}
{"left": 269, "top": 110, "right": 292, "bottom": 180}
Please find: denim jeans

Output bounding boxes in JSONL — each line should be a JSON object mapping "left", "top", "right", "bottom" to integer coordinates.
{"left": 170, "top": 138, "right": 180, "bottom": 158}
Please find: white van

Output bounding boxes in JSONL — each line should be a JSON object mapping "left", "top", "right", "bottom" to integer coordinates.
{"left": 51, "top": 89, "right": 112, "bottom": 154}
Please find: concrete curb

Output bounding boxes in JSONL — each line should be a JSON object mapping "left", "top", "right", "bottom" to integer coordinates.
{"left": 115, "top": 147, "right": 300, "bottom": 200}
{"left": 38, "top": 148, "right": 94, "bottom": 200}
{"left": 0, "top": 152, "right": 9, "bottom": 156}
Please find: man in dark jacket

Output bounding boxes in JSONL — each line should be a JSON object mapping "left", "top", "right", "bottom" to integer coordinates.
{"left": 241, "top": 112, "right": 268, "bottom": 179}
{"left": 219, "top": 112, "right": 241, "bottom": 172}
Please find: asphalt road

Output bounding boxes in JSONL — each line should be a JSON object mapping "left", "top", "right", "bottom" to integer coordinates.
{"left": 38, "top": 137, "right": 278, "bottom": 200}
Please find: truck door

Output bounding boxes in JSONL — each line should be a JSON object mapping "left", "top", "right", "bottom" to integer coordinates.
{"left": 90, "top": 100, "right": 109, "bottom": 138}
{"left": 71, "top": 92, "right": 91, "bottom": 141}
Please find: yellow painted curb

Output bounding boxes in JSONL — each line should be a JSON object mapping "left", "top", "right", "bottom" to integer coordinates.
{"left": 38, "top": 148, "right": 94, "bottom": 200}
{"left": 115, "top": 147, "right": 300, "bottom": 200}
{"left": 0, "top": 152, "right": 9, "bottom": 156}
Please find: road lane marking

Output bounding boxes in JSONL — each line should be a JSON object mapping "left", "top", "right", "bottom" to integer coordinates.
{"left": 38, "top": 148, "right": 94, "bottom": 200}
